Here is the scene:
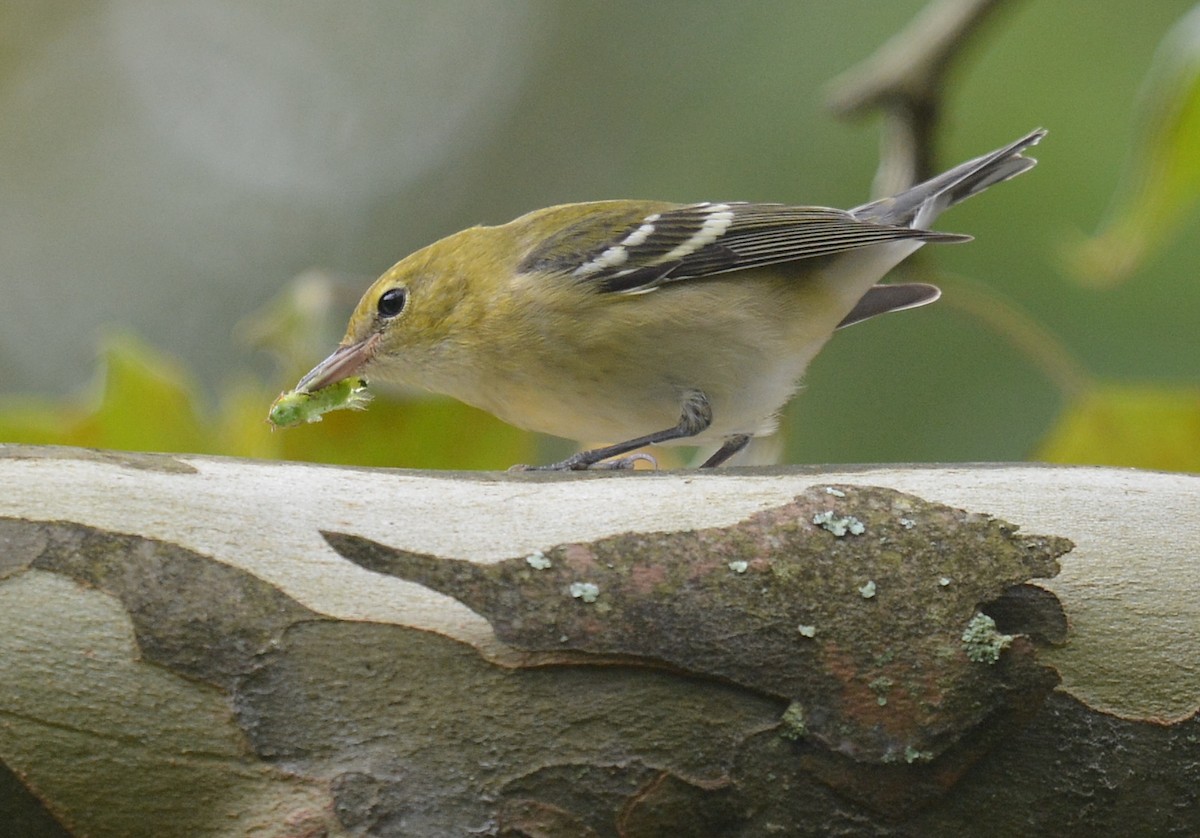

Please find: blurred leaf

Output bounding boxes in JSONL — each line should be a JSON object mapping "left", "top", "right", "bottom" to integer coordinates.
{"left": 0, "top": 399, "right": 87, "bottom": 446}
{"left": 1067, "top": 4, "right": 1200, "bottom": 286}
{"left": 217, "top": 378, "right": 288, "bottom": 460}
{"left": 235, "top": 269, "right": 364, "bottom": 383}
{"left": 0, "top": 330, "right": 538, "bottom": 470}
{"left": 81, "top": 335, "right": 214, "bottom": 454}
{"left": 269, "top": 394, "right": 536, "bottom": 470}
{"left": 1035, "top": 385, "right": 1200, "bottom": 471}
{"left": 0, "top": 334, "right": 212, "bottom": 454}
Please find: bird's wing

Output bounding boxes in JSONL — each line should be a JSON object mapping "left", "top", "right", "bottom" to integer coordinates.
{"left": 518, "top": 202, "right": 966, "bottom": 295}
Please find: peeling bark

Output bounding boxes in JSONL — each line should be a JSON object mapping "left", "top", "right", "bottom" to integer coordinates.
{"left": 324, "top": 486, "right": 1069, "bottom": 780}
{"left": 0, "top": 445, "right": 1197, "bottom": 836}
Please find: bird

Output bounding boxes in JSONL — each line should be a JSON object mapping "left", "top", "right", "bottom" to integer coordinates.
{"left": 286, "top": 129, "right": 1045, "bottom": 470}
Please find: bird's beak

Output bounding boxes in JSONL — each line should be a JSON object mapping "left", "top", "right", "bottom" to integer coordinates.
{"left": 295, "top": 335, "right": 377, "bottom": 392}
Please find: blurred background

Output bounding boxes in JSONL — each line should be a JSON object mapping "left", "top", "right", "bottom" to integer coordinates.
{"left": 2, "top": 0, "right": 1197, "bottom": 471}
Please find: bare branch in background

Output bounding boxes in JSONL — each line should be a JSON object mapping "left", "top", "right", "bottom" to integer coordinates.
{"left": 827, "top": 0, "right": 1018, "bottom": 196}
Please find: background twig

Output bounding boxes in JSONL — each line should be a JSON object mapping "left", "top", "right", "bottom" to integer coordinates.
{"left": 827, "top": 0, "right": 1018, "bottom": 194}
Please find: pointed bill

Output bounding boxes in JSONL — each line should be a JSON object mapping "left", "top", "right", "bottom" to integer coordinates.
{"left": 267, "top": 336, "right": 378, "bottom": 428}
{"left": 296, "top": 336, "right": 377, "bottom": 392}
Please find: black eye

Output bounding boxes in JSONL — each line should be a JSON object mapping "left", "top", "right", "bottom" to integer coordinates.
{"left": 377, "top": 288, "right": 407, "bottom": 318}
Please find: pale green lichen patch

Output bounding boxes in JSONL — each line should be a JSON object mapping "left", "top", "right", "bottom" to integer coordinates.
{"left": 904, "top": 745, "right": 933, "bottom": 764}
{"left": 813, "top": 511, "right": 865, "bottom": 536}
{"left": 525, "top": 551, "right": 552, "bottom": 570}
{"left": 962, "top": 612, "right": 1013, "bottom": 664}
{"left": 569, "top": 582, "right": 600, "bottom": 603}
{"left": 268, "top": 377, "right": 371, "bottom": 427}
{"left": 869, "top": 676, "right": 893, "bottom": 706}
{"left": 779, "top": 701, "right": 807, "bottom": 740}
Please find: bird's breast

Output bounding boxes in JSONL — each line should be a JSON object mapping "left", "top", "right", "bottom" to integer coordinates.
{"left": 432, "top": 266, "right": 868, "bottom": 444}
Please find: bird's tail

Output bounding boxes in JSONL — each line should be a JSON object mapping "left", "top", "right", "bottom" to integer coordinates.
{"left": 851, "top": 128, "right": 1046, "bottom": 229}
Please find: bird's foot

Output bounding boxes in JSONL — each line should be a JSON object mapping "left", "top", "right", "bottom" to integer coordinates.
{"left": 509, "top": 452, "right": 657, "bottom": 472}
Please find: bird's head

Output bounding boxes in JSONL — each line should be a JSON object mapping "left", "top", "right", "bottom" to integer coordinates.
{"left": 294, "top": 225, "right": 507, "bottom": 394}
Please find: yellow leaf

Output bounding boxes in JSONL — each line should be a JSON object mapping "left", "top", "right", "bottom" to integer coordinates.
{"left": 1066, "top": 6, "right": 1200, "bottom": 286}
{"left": 270, "top": 393, "right": 537, "bottom": 470}
{"left": 0, "top": 335, "right": 215, "bottom": 455}
{"left": 0, "top": 399, "right": 87, "bottom": 446}
{"left": 1036, "top": 385, "right": 1200, "bottom": 472}
{"left": 77, "top": 335, "right": 214, "bottom": 454}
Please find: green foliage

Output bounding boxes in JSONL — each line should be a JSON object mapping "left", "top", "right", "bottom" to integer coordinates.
{"left": 0, "top": 335, "right": 212, "bottom": 455}
{"left": 1067, "top": 5, "right": 1200, "bottom": 285}
{"left": 0, "top": 330, "right": 535, "bottom": 471}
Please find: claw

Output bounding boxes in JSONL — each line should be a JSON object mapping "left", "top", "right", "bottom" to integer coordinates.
{"left": 594, "top": 452, "right": 657, "bottom": 470}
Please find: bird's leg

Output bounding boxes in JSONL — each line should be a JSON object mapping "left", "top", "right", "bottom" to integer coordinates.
{"left": 700, "top": 434, "right": 751, "bottom": 467}
{"left": 516, "top": 391, "right": 714, "bottom": 471}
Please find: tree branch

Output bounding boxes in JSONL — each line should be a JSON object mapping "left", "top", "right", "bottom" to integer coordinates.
{"left": 1, "top": 445, "right": 1197, "bottom": 835}
{"left": 827, "top": 0, "right": 1020, "bottom": 194}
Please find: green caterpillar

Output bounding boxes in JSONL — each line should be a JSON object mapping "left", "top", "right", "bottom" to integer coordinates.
{"left": 268, "top": 378, "right": 372, "bottom": 427}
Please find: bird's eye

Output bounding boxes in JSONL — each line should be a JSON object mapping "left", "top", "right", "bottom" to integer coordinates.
{"left": 377, "top": 288, "right": 407, "bottom": 318}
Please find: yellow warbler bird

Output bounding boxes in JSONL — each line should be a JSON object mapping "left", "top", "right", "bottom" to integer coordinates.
{"left": 281, "top": 129, "right": 1045, "bottom": 469}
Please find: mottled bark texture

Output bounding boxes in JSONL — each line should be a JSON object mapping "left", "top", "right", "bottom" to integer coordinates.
{"left": 1, "top": 445, "right": 1197, "bottom": 836}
